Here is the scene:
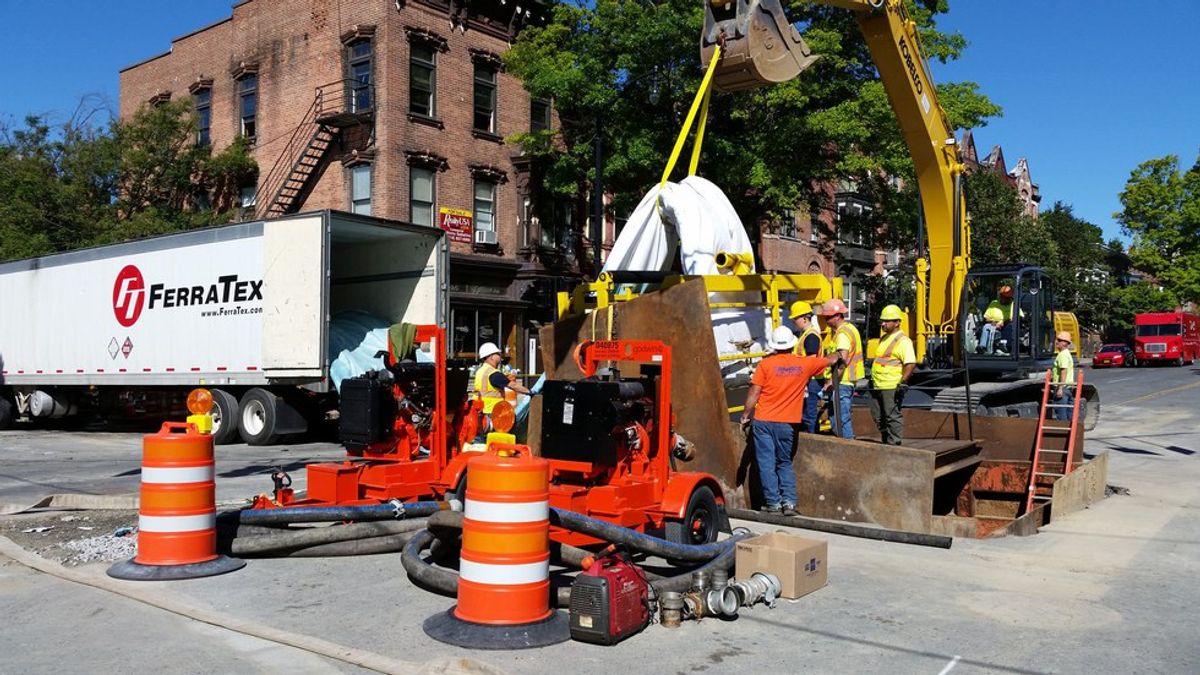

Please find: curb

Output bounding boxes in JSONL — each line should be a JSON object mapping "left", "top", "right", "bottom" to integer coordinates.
{"left": 0, "top": 535, "right": 507, "bottom": 675}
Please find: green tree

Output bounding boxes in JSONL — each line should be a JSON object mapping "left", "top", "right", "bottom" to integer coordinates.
{"left": 963, "top": 169, "right": 1055, "bottom": 266}
{"left": 1040, "top": 202, "right": 1111, "bottom": 331}
{"left": 504, "top": 0, "right": 999, "bottom": 251}
{"left": 0, "top": 100, "right": 257, "bottom": 261}
{"left": 1115, "top": 153, "right": 1200, "bottom": 303}
{"left": 1107, "top": 282, "right": 1179, "bottom": 335}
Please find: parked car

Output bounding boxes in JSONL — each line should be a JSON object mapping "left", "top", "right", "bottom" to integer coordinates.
{"left": 1093, "top": 343, "right": 1133, "bottom": 368}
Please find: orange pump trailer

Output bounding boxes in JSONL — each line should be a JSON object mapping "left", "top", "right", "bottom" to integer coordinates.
{"left": 512, "top": 339, "right": 727, "bottom": 548}
{"left": 252, "top": 325, "right": 480, "bottom": 510}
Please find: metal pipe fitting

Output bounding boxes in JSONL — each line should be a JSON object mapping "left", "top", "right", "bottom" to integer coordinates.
{"left": 660, "top": 591, "right": 684, "bottom": 628}
{"left": 692, "top": 569, "right": 711, "bottom": 593}
{"left": 682, "top": 587, "right": 739, "bottom": 619}
{"left": 729, "top": 572, "right": 782, "bottom": 608}
{"left": 710, "top": 567, "right": 729, "bottom": 590}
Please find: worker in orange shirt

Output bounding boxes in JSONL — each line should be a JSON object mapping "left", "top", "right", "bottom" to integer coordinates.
{"left": 741, "top": 326, "right": 842, "bottom": 515}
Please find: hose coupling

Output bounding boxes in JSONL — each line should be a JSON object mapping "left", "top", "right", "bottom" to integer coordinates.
{"left": 660, "top": 591, "right": 684, "bottom": 628}
{"left": 389, "top": 499, "right": 406, "bottom": 520}
{"left": 730, "top": 572, "right": 782, "bottom": 608}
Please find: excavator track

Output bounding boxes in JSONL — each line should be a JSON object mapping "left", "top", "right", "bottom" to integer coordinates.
{"left": 931, "top": 380, "right": 1099, "bottom": 431}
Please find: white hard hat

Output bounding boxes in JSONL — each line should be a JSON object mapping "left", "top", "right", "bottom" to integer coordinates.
{"left": 767, "top": 326, "right": 798, "bottom": 352}
{"left": 478, "top": 342, "right": 501, "bottom": 360}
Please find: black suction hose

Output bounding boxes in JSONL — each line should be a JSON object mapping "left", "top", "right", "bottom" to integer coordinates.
{"left": 401, "top": 511, "right": 752, "bottom": 605}
{"left": 220, "top": 500, "right": 447, "bottom": 526}
{"left": 549, "top": 508, "right": 731, "bottom": 562}
{"left": 221, "top": 520, "right": 428, "bottom": 556}
{"left": 279, "top": 532, "right": 420, "bottom": 558}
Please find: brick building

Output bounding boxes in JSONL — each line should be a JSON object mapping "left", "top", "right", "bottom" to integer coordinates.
{"left": 119, "top": 0, "right": 580, "bottom": 370}
{"left": 961, "top": 130, "right": 1042, "bottom": 218}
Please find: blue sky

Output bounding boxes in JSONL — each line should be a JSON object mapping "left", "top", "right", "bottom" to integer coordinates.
{"left": 2, "top": 1, "right": 1196, "bottom": 242}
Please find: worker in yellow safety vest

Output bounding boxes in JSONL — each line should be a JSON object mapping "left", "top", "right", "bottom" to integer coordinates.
{"left": 1049, "top": 331, "right": 1076, "bottom": 422}
{"left": 474, "top": 342, "right": 532, "bottom": 437}
{"left": 820, "top": 299, "right": 863, "bottom": 439}
{"left": 790, "top": 300, "right": 825, "bottom": 433}
{"left": 869, "top": 305, "right": 917, "bottom": 445}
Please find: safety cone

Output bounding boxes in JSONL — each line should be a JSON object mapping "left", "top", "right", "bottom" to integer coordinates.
{"left": 423, "top": 446, "right": 568, "bottom": 648}
{"left": 108, "top": 422, "right": 244, "bottom": 580}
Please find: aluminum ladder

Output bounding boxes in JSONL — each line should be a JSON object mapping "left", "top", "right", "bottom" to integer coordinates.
{"left": 1026, "top": 369, "right": 1084, "bottom": 513}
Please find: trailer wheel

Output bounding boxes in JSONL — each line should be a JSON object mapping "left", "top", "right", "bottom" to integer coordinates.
{"left": 0, "top": 395, "right": 14, "bottom": 431}
{"left": 666, "top": 486, "right": 720, "bottom": 546}
{"left": 238, "top": 388, "right": 281, "bottom": 446}
{"left": 209, "top": 389, "right": 240, "bottom": 445}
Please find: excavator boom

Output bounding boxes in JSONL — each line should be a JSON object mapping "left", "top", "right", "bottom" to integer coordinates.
{"left": 702, "top": 0, "right": 968, "bottom": 363}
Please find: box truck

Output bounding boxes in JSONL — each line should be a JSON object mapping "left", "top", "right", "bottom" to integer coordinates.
{"left": 1133, "top": 311, "right": 1199, "bottom": 366}
{"left": 0, "top": 210, "right": 447, "bottom": 444}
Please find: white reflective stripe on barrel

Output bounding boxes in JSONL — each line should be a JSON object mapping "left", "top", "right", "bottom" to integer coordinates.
{"left": 459, "top": 558, "right": 550, "bottom": 586}
{"left": 464, "top": 499, "right": 548, "bottom": 524}
{"left": 139, "top": 513, "right": 216, "bottom": 533}
{"left": 141, "top": 466, "right": 215, "bottom": 484}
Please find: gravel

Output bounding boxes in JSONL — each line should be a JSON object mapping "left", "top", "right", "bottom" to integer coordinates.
{"left": 1, "top": 510, "right": 140, "bottom": 566}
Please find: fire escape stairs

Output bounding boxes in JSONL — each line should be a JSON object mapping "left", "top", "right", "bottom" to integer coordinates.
{"left": 264, "top": 124, "right": 339, "bottom": 218}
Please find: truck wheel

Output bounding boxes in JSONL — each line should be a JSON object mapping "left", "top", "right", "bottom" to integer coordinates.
{"left": 666, "top": 486, "right": 720, "bottom": 546}
{"left": 238, "top": 388, "right": 281, "bottom": 446}
{"left": 0, "top": 395, "right": 14, "bottom": 431}
{"left": 209, "top": 389, "right": 241, "bottom": 445}
{"left": 1176, "top": 357, "right": 1185, "bottom": 367}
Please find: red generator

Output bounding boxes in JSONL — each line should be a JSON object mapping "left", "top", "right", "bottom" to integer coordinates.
{"left": 569, "top": 553, "right": 651, "bottom": 645}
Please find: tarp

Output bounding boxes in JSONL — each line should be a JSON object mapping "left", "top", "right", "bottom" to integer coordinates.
{"left": 603, "top": 175, "right": 767, "bottom": 380}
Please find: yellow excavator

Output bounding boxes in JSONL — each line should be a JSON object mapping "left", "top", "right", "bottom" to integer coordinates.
{"left": 701, "top": 0, "right": 1098, "bottom": 427}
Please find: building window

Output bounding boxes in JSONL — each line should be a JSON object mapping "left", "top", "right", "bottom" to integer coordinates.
{"left": 351, "top": 164, "right": 372, "bottom": 216}
{"left": 410, "top": 167, "right": 435, "bottom": 227}
{"left": 474, "top": 180, "right": 496, "bottom": 233}
{"left": 410, "top": 43, "right": 436, "bottom": 118}
{"left": 239, "top": 185, "right": 257, "bottom": 208}
{"left": 779, "top": 209, "right": 797, "bottom": 239}
{"left": 451, "top": 306, "right": 521, "bottom": 364}
{"left": 540, "top": 201, "right": 575, "bottom": 255}
{"left": 238, "top": 74, "right": 257, "bottom": 141}
{"left": 531, "top": 98, "right": 551, "bottom": 132}
{"left": 473, "top": 65, "right": 497, "bottom": 133}
{"left": 194, "top": 89, "right": 211, "bottom": 146}
{"left": 347, "top": 39, "right": 372, "bottom": 112}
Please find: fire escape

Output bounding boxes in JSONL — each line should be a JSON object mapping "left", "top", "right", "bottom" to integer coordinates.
{"left": 256, "top": 79, "right": 374, "bottom": 219}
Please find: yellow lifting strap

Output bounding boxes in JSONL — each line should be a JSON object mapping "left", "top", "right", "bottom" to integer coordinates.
{"left": 657, "top": 44, "right": 722, "bottom": 215}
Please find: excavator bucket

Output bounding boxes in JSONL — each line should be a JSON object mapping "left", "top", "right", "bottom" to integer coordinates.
{"left": 701, "top": 0, "right": 820, "bottom": 92}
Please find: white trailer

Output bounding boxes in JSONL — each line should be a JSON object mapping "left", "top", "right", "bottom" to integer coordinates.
{"left": 0, "top": 210, "right": 447, "bottom": 444}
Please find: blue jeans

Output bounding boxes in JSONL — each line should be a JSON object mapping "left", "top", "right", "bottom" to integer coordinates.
{"left": 751, "top": 420, "right": 798, "bottom": 508}
{"left": 1052, "top": 388, "right": 1075, "bottom": 421}
{"left": 835, "top": 384, "right": 855, "bottom": 439}
{"left": 801, "top": 378, "right": 822, "bottom": 433}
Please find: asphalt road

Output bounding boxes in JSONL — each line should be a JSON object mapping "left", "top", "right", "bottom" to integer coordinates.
{"left": 1, "top": 361, "right": 1198, "bottom": 673}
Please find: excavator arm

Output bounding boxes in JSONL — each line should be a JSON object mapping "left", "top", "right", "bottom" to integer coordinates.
{"left": 702, "top": 0, "right": 970, "bottom": 364}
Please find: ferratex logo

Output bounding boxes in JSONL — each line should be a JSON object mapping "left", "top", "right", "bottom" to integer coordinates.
{"left": 112, "top": 264, "right": 264, "bottom": 327}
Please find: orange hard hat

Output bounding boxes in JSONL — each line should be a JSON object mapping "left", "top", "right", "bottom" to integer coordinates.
{"left": 821, "top": 299, "right": 849, "bottom": 317}
{"left": 999, "top": 285, "right": 1013, "bottom": 299}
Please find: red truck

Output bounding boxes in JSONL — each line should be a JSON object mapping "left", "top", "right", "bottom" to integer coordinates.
{"left": 1133, "top": 311, "right": 1199, "bottom": 366}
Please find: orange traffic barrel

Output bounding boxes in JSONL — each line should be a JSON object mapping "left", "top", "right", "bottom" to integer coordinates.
{"left": 108, "top": 422, "right": 244, "bottom": 580}
{"left": 424, "top": 447, "right": 568, "bottom": 648}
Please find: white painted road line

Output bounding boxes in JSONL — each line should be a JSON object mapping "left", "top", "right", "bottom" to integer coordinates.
{"left": 1109, "top": 377, "right": 1134, "bottom": 383}
{"left": 937, "top": 655, "right": 962, "bottom": 675}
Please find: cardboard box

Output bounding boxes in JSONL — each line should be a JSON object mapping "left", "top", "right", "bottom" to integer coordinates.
{"left": 735, "top": 532, "right": 827, "bottom": 599}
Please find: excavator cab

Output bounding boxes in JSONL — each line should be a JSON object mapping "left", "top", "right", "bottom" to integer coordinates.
{"left": 961, "top": 265, "right": 1061, "bottom": 376}
{"left": 701, "top": 0, "right": 821, "bottom": 91}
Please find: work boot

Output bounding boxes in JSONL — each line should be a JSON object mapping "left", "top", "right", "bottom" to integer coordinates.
{"left": 760, "top": 504, "right": 782, "bottom": 515}
{"left": 781, "top": 504, "right": 798, "bottom": 517}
